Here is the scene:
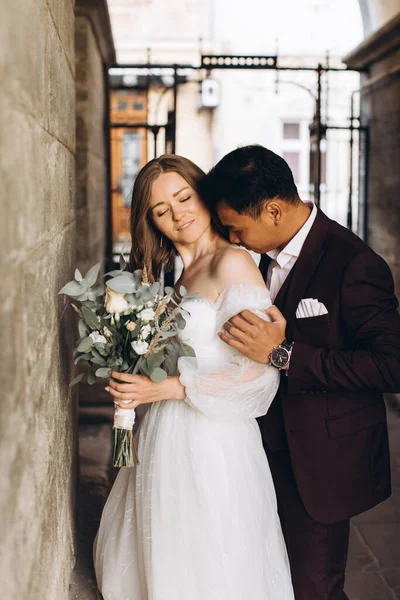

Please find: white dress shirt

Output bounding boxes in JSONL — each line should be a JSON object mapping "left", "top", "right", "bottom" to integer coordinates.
{"left": 267, "top": 202, "right": 317, "bottom": 303}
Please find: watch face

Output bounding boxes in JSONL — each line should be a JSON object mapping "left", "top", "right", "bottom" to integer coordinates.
{"left": 271, "top": 346, "right": 289, "bottom": 368}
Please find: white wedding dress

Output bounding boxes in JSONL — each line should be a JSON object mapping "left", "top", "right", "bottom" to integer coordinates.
{"left": 93, "top": 283, "right": 294, "bottom": 600}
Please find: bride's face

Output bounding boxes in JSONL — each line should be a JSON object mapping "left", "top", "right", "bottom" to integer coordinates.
{"left": 149, "top": 172, "right": 212, "bottom": 244}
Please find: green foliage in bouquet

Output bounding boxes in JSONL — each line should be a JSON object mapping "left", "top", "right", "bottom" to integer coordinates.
{"left": 60, "top": 255, "right": 198, "bottom": 468}
{"left": 59, "top": 255, "right": 197, "bottom": 387}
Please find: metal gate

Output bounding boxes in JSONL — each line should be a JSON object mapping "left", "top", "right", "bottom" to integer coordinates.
{"left": 106, "top": 55, "right": 367, "bottom": 270}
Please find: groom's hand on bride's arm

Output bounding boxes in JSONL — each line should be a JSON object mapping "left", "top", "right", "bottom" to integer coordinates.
{"left": 219, "top": 306, "right": 287, "bottom": 364}
{"left": 105, "top": 372, "right": 186, "bottom": 409}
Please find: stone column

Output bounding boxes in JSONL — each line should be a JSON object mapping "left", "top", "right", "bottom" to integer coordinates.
{"left": 75, "top": 0, "right": 116, "bottom": 274}
{"left": 344, "top": 13, "right": 400, "bottom": 292}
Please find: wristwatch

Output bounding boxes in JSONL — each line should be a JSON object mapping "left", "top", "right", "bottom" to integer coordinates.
{"left": 269, "top": 339, "right": 294, "bottom": 370}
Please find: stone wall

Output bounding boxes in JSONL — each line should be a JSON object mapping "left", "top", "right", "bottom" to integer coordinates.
{"left": 0, "top": 1, "right": 78, "bottom": 599}
{"left": 345, "top": 13, "right": 400, "bottom": 293}
{"left": 75, "top": 0, "right": 116, "bottom": 274}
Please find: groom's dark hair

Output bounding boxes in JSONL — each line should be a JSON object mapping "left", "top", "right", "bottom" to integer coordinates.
{"left": 200, "top": 145, "right": 300, "bottom": 218}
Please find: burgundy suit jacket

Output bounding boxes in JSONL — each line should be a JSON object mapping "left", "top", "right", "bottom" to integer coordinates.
{"left": 257, "top": 208, "right": 400, "bottom": 524}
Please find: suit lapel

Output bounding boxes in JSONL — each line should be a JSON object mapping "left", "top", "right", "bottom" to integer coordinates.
{"left": 259, "top": 208, "right": 330, "bottom": 333}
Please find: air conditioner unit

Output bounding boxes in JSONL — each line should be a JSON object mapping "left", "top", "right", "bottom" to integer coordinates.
{"left": 199, "top": 78, "right": 219, "bottom": 109}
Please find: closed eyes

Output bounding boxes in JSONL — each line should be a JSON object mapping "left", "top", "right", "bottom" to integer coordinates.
{"left": 157, "top": 196, "right": 191, "bottom": 217}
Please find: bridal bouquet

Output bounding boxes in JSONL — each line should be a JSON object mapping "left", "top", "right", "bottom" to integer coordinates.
{"left": 59, "top": 256, "right": 196, "bottom": 467}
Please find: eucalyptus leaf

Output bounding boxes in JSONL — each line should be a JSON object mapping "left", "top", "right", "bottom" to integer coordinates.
{"left": 82, "top": 305, "right": 99, "bottom": 330}
{"left": 69, "top": 372, "right": 85, "bottom": 386}
{"left": 91, "top": 356, "right": 107, "bottom": 365}
{"left": 107, "top": 276, "right": 136, "bottom": 294}
{"left": 87, "top": 371, "right": 97, "bottom": 385}
{"left": 95, "top": 342, "right": 111, "bottom": 357}
{"left": 175, "top": 312, "right": 186, "bottom": 330}
{"left": 88, "top": 284, "right": 105, "bottom": 301}
{"left": 165, "top": 287, "right": 174, "bottom": 296}
{"left": 160, "top": 330, "right": 177, "bottom": 339}
{"left": 140, "top": 361, "right": 151, "bottom": 376}
{"left": 124, "top": 293, "right": 138, "bottom": 306}
{"left": 95, "top": 367, "right": 112, "bottom": 378}
{"left": 77, "top": 336, "right": 94, "bottom": 352}
{"left": 83, "top": 299, "right": 97, "bottom": 310}
{"left": 84, "top": 263, "right": 101, "bottom": 288}
{"left": 164, "top": 354, "right": 178, "bottom": 375}
{"left": 75, "top": 269, "right": 83, "bottom": 282}
{"left": 136, "top": 288, "right": 153, "bottom": 302}
{"left": 78, "top": 319, "right": 89, "bottom": 339}
{"left": 104, "top": 269, "right": 124, "bottom": 277}
{"left": 145, "top": 353, "right": 164, "bottom": 372}
{"left": 151, "top": 282, "right": 161, "bottom": 294}
{"left": 74, "top": 352, "right": 93, "bottom": 365}
{"left": 150, "top": 367, "right": 168, "bottom": 383}
{"left": 179, "top": 285, "right": 188, "bottom": 297}
{"left": 59, "top": 280, "right": 84, "bottom": 297}
{"left": 179, "top": 343, "right": 196, "bottom": 357}
{"left": 91, "top": 347, "right": 103, "bottom": 359}
{"left": 75, "top": 291, "right": 89, "bottom": 301}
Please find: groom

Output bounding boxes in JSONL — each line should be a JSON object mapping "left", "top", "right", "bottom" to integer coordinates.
{"left": 201, "top": 145, "right": 400, "bottom": 599}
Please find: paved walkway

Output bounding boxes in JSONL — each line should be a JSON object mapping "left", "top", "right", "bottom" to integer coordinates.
{"left": 345, "top": 398, "right": 400, "bottom": 600}
{"left": 70, "top": 396, "right": 400, "bottom": 599}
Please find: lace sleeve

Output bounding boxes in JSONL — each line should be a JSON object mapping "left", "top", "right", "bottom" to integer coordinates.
{"left": 178, "top": 284, "right": 279, "bottom": 421}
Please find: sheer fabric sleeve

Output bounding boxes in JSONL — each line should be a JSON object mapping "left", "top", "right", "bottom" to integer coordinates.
{"left": 177, "top": 284, "right": 280, "bottom": 421}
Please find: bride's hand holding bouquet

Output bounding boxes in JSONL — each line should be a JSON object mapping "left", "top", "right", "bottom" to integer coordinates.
{"left": 106, "top": 371, "right": 186, "bottom": 410}
{"left": 59, "top": 255, "right": 196, "bottom": 467}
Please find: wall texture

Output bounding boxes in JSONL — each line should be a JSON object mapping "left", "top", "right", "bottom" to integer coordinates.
{"left": 75, "top": 0, "right": 115, "bottom": 274}
{"left": 345, "top": 13, "right": 400, "bottom": 293}
{"left": 0, "top": 1, "right": 78, "bottom": 599}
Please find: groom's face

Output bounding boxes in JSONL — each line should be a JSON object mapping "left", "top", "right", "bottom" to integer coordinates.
{"left": 217, "top": 201, "right": 283, "bottom": 254}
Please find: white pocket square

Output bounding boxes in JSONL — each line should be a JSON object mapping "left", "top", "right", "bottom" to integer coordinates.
{"left": 296, "top": 298, "right": 328, "bottom": 319}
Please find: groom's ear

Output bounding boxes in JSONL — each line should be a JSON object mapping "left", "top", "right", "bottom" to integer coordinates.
{"left": 262, "top": 200, "right": 282, "bottom": 224}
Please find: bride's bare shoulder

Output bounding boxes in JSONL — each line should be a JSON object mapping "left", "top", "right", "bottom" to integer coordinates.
{"left": 211, "top": 246, "right": 264, "bottom": 287}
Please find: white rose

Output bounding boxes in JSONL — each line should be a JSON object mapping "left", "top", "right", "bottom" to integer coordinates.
{"left": 131, "top": 340, "right": 149, "bottom": 355}
{"left": 139, "top": 308, "right": 156, "bottom": 322}
{"left": 89, "top": 331, "right": 107, "bottom": 344}
{"left": 140, "top": 324, "right": 152, "bottom": 340}
{"left": 105, "top": 287, "right": 130, "bottom": 314}
{"left": 126, "top": 321, "right": 136, "bottom": 332}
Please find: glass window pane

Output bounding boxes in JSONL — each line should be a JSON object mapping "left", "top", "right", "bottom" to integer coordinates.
{"left": 283, "top": 151, "right": 300, "bottom": 183}
{"left": 283, "top": 123, "right": 300, "bottom": 139}
{"left": 121, "top": 132, "right": 141, "bottom": 205}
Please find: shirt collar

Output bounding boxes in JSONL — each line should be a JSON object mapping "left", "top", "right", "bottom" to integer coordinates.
{"left": 266, "top": 202, "right": 317, "bottom": 268}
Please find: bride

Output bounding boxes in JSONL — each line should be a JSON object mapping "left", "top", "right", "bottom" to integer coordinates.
{"left": 93, "top": 154, "right": 294, "bottom": 600}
